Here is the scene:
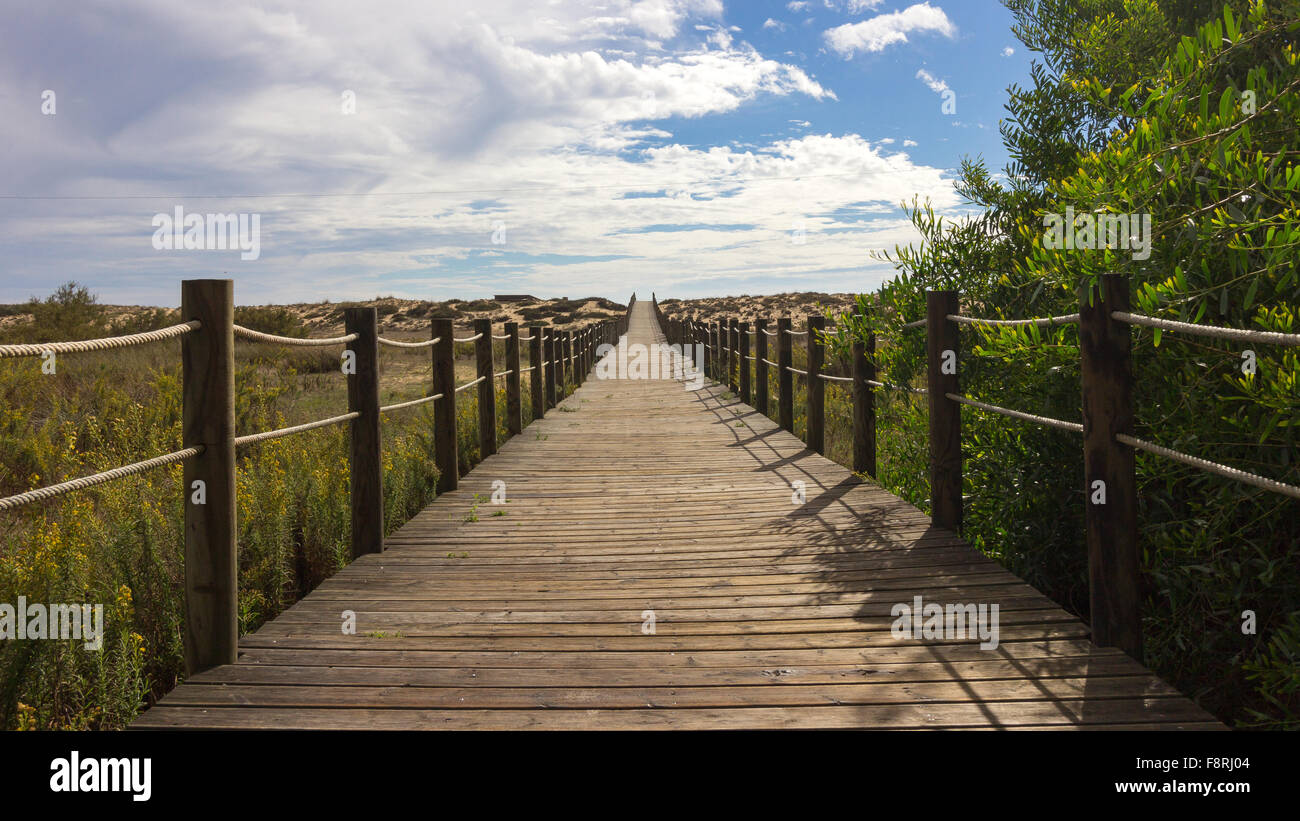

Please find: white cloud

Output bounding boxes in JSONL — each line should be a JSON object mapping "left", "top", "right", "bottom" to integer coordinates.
{"left": 763, "top": 18, "right": 787, "bottom": 31}
{"left": 915, "top": 68, "right": 949, "bottom": 95}
{"left": 10, "top": 0, "right": 958, "bottom": 303}
{"left": 823, "top": 2, "right": 956, "bottom": 57}
{"left": 787, "top": 1, "right": 811, "bottom": 10}
{"left": 1001, "top": 46, "right": 1014, "bottom": 57}
{"left": 903, "top": 138, "right": 918, "bottom": 147}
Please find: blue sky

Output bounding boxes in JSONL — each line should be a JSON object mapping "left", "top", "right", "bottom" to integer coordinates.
{"left": 0, "top": 1, "right": 1033, "bottom": 306}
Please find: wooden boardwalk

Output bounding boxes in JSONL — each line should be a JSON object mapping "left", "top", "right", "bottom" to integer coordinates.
{"left": 133, "top": 303, "right": 1220, "bottom": 729}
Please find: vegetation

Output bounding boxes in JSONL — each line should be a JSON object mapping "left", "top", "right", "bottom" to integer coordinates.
{"left": 0, "top": 285, "right": 552, "bottom": 729}
{"left": 817, "top": 0, "right": 1299, "bottom": 728}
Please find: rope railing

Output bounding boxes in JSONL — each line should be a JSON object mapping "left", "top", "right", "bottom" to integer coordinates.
{"left": 1117, "top": 434, "right": 1300, "bottom": 500}
{"left": 661, "top": 286, "right": 1298, "bottom": 667}
{"left": 234, "top": 325, "right": 358, "bottom": 346}
{"left": 948, "top": 313, "right": 1080, "bottom": 328}
{"left": 0, "top": 446, "right": 204, "bottom": 511}
{"left": 378, "top": 335, "right": 440, "bottom": 349}
{"left": 235, "top": 412, "right": 359, "bottom": 447}
{"left": 1112, "top": 311, "right": 1300, "bottom": 346}
{"left": 380, "top": 393, "right": 442, "bottom": 414}
{"left": 0, "top": 320, "right": 200, "bottom": 358}
{"left": 945, "top": 393, "right": 1083, "bottom": 433}
{"left": 0, "top": 276, "right": 618, "bottom": 678}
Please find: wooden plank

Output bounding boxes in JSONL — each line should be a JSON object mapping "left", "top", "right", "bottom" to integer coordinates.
{"left": 135, "top": 300, "right": 1217, "bottom": 731}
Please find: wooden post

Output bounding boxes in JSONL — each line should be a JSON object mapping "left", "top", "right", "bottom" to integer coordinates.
{"left": 755, "top": 317, "right": 769, "bottom": 415}
{"left": 345, "top": 307, "right": 383, "bottom": 556}
{"left": 556, "top": 330, "right": 565, "bottom": 395}
{"left": 529, "top": 325, "right": 545, "bottom": 420}
{"left": 565, "top": 331, "right": 573, "bottom": 391}
{"left": 474, "top": 319, "right": 496, "bottom": 458}
{"left": 718, "top": 319, "right": 726, "bottom": 387}
{"left": 852, "top": 316, "right": 876, "bottom": 478}
{"left": 505, "top": 322, "right": 522, "bottom": 435}
{"left": 777, "top": 316, "right": 793, "bottom": 433}
{"left": 1080, "top": 273, "right": 1141, "bottom": 658}
{"left": 544, "top": 329, "right": 557, "bottom": 409}
{"left": 181, "top": 279, "right": 237, "bottom": 675}
{"left": 806, "top": 315, "right": 826, "bottom": 454}
{"left": 432, "top": 318, "right": 458, "bottom": 493}
{"left": 739, "top": 321, "right": 751, "bottom": 406}
{"left": 579, "top": 327, "right": 587, "bottom": 379}
{"left": 728, "top": 318, "right": 738, "bottom": 392}
{"left": 926, "top": 290, "right": 961, "bottom": 532}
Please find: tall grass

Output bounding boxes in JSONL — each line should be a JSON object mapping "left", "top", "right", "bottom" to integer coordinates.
{"left": 0, "top": 310, "right": 457, "bottom": 729}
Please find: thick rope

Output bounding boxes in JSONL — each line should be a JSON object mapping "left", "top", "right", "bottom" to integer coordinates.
{"left": 380, "top": 394, "right": 442, "bottom": 413}
{"left": 235, "top": 412, "right": 358, "bottom": 446}
{"left": 945, "top": 393, "right": 1083, "bottom": 433}
{"left": 492, "top": 334, "right": 510, "bottom": 340}
{"left": 0, "top": 321, "right": 200, "bottom": 358}
{"left": 761, "top": 358, "right": 779, "bottom": 367}
{"left": 818, "top": 373, "right": 855, "bottom": 383}
{"left": 234, "top": 325, "right": 357, "bottom": 346}
{"left": 455, "top": 376, "right": 486, "bottom": 393}
{"left": 948, "top": 313, "right": 1080, "bottom": 328}
{"left": 494, "top": 369, "right": 513, "bottom": 379}
{"left": 786, "top": 366, "right": 808, "bottom": 377}
{"left": 901, "top": 318, "right": 927, "bottom": 329}
{"left": 378, "top": 336, "right": 440, "bottom": 349}
{"left": 1112, "top": 312, "right": 1300, "bottom": 346}
{"left": 0, "top": 446, "right": 203, "bottom": 511}
{"left": 1117, "top": 434, "right": 1300, "bottom": 499}
{"left": 453, "top": 333, "right": 483, "bottom": 343}
{"left": 785, "top": 328, "right": 807, "bottom": 336}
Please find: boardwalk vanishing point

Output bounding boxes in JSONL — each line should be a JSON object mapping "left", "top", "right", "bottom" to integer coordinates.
{"left": 132, "top": 302, "right": 1221, "bottom": 730}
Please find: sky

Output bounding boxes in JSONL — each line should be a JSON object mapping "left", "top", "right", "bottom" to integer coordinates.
{"left": 0, "top": 0, "right": 1034, "bottom": 306}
